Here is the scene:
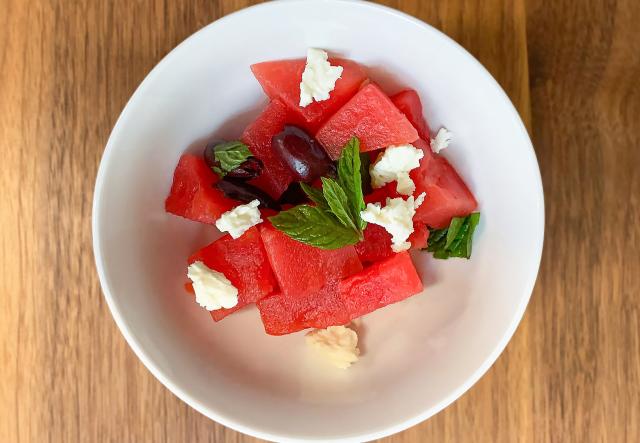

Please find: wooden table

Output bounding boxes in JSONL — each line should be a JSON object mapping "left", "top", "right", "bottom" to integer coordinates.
{"left": 1, "top": 0, "right": 638, "bottom": 441}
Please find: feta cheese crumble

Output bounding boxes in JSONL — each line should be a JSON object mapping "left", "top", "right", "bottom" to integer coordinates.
{"left": 430, "top": 127, "right": 453, "bottom": 153}
{"left": 360, "top": 193, "right": 426, "bottom": 252}
{"left": 215, "top": 199, "right": 262, "bottom": 239}
{"left": 187, "top": 261, "right": 238, "bottom": 311}
{"left": 299, "top": 48, "right": 343, "bottom": 108}
{"left": 370, "top": 144, "right": 424, "bottom": 196}
{"left": 305, "top": 325, "right": 360, "bottom": 369}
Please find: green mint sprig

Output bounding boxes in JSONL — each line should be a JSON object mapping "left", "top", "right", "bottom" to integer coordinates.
{"left": 337, "top": 137, "right": 367, "bottom": 231}
{"left": 269, "top": 137, "right": 367, "bottom": 249}
{"left": 425, "top": 212, "right": 481, "bottom": 259}
{"left": 211, "top": 141, "right": 252, "bottom": 177}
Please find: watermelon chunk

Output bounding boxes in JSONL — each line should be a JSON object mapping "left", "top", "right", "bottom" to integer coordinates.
{"left": 364, "top": 182, "right": 398, "bottom": 204}
{"left": 408, "top": 223, "right": 430, "bottom": 250}
{"left": 339, "top": 251, "right": 423, "bottom": 320}
{"left": 390, "top": 89, "right": 430, "bottom": 140}
{"left": 165, "top": 154, "right": 238, "bottom": 224}
{"left": 411, "top": 139, "right": 478, "bottom": 228}
{"left": 355, "top": 219, "right": 430, "bottom": 264}
{"left": 316, "top": 83, "right": 419, "bottom": 159}
{"left": 189, "top": 227, "right": 277, "bottom": 321}
{"left": 241, "top": 99, "right": 296, "bottom": 199}
{"left": 257, "top": 284, "right": 349, "bottom": 335}
{"left": 259, "top": 223, "right": 362, "bottom": 296}
{"left": 257, "top": 223, "right": 363, "bottom": 335}
{"left": 251, "top": 58, "right": 367, "bottom": 132}
{"left": 355, "top": 224, "right": 394, "bottom": 264}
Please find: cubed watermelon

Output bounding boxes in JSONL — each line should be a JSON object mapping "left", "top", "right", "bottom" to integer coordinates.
{"left": 355, "top": 219, "right": 430, "bottom": 264}
{"left": 259, "top": 223, "right": 362, "bottom": 296}
{"left": 189, "top": 227, "right": 277, "bottom": 321}
{"left": 409, "top": 223, "right": 430, "bottom": 250}
{"left": 257, "top": 284, "right": 349, "bottom": 335}
{"left": 316, "top": 83, "right": 419, "bottom": 159}
{"left": 251, "top": 58, "right": 367, "bottom": 132}
{"left": 241, "top": 99, "right": 296, "bottom": 199}
{"left": 411, "top": 139, "right": 478, "bottom": 228}
{"left": 364, "top": 182, "right": 398, "bottom": 204}
{"left": 257, "top": 223, "right": 363, "bottom": 335}
{"left": 165, "top": 154, "right": 238, "bottom": 224}
{"left": 355, "top": 224, "right": 393, "bottom": 264}
{"left": 390, "top": 89, "right": 430, "bottom": 140}
{"left": 339, "top": 251, "right": 423, "bottom": 320}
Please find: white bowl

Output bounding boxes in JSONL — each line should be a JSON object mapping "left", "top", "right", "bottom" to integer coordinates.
{"left": 93, "top": 1, "right": 544, "bottom": 441}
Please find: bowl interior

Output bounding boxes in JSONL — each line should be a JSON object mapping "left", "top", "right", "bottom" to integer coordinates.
{"left": 93, "top": 2, "right": 543, "bottom": 441}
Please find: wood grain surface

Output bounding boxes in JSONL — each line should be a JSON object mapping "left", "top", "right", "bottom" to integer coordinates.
{"left": 0, "top": 0, "right": 637, "bottom": 442}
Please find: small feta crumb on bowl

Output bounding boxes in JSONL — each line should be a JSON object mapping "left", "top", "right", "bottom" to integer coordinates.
{"left": 305, "top": 325, "right": 360, "bottom": 369}
{"left": 430, "top": 127, "right": 453, "bottom": 153}
{"left": 361, "top": 193, "right": 426, "bottom": 252}
{"left": 187, "top": 261, "right": 238, "bottom": 311}
{"left": 370, "top": 144, "right": 424, "bottom": 195}
{"left": 215, "top": 199, "right": 262, "bottom": 239}
{"left": 299, "top": 48, "right": 344, "bottom": 107}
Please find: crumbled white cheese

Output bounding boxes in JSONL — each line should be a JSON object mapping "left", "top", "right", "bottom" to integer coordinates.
{"left": 187, "top": 261, "right": 238, "bottom": 311}
{"left": 305, "top": 325, "right": 360, "bottom": 369}
{"left": 299, "top": 48, "right": 343, "bottom": 108}
{"left": 215, "top": 199, "right": 262, "bottom": 239}
{"left": 370, "top": 144, "right": 424, "bottom": 196}
{"left": 360, "top": 193, "right": 426, "bottom": 252}
{"left": 430, "top": 127, "right": 453, "bottom": 153}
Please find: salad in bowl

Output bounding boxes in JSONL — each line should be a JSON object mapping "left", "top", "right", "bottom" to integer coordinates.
{"left": 165, "top": 48, "right": 480, "bottom": 368}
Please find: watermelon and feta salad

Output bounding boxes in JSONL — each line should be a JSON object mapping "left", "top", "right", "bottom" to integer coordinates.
{"left": 166, "top": 49, "right": 480, "bottom": 368}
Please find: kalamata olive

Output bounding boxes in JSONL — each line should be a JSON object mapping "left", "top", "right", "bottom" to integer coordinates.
{"left": 204, "top": 141, "right": 263, "bottom": 180}
{"left": 277, "top": 182, "right": 308, "bottom": 206}
{"left": 225, "top": 157, "right": 263, "bottom": 180}
{"left": 215, "top": 178, "right": 281, "bottom": 211}
{"left": 325, "top": 162, "right": 338, "bottom": 179}
{"left": 271, "top": 125, "right": 334, "bottom": 182}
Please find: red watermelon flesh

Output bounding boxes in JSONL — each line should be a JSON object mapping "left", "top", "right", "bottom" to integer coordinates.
{"left": 355, "top": 219, "right": 430, "bottom": 263}
{"left": 259, "top": 223, "right": 362, "bottom": 296}
{"left": 316, "top": 83, "right": 419, "bottom": 159}
{"left": 364, "top": 182, "right": 398, "bottom": 204}
{"left": 390, "top": 89, "right": 431, "bottom": 140}
{"left": 339, "top": 251, "right": 423, "bottom": 320}
{"left": 409, "top": 223, "right": 430, "bottom": 249}
{"left": 189, "top": 227, "right": 277, "bottom": 322}
{"left": 241, "top": 99, "right": 296, "bottom": 199}
{"left": 411, "top": 139, "right": 478, "bottom": 228}
{"left": 257, "top": 283, "right": 350, "bottom": 335}
{"left": 165, "top": 154, "right": 238, "bottom": 224}
{"left": 355, "top": 224, "right": 394, "bottom": 264}
{"left": 250, "top": 58, "right": 367, "bottom": 132}
{"left": 257, "top": 223, "right": 363, "bottom": 335}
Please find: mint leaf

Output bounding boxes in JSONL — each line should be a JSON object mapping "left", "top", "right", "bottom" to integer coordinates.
{"left": 212, "top": 141, "right": 252, "bottom": 177}
{"left": 425, "top": 213, "right": 481, "bottom": 259}
{"left": 300, "top": 182, "right": 328, "bottom": 209}
{"left": 268, "top": 205, "right": 360, "bottom": 250}
{"left": 445, "top": 216, "right": 466, "bottom": 249}
{"left": 321, "top": 177, "right": 358, "bottom": 231}
{"left": 337, "top": 137, "right": 366, "bottom": 230}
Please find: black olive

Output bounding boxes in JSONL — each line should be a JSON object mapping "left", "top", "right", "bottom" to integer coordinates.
{"left": 271, "top": 125, "right": 334, "bottom": 182}
{"left": 215, "top": 178, "right": 281, "bottom": 211}
{"left": 225, "top": 157, "right": 264, "bottom": 180}
{"left": 277, "top": 182, "right": 309, "bottom": 206}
